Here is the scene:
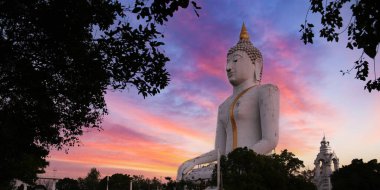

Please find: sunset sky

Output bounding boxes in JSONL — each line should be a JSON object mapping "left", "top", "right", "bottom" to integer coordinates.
{"left": 43, "top": 0, "right": 380, "bottom": 180}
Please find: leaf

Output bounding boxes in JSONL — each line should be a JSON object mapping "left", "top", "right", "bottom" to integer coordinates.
{"left": 300, "top": 24, "right": 304, "bottom": 29}
{"left": 132, "top": 7, "right": 141, "bottom": 13}
{"left": 346, "top": 42, "right": 353, "bottom": 50}
{"left": 363, "top": 47, "right": 376, "bottom": 58}
{"left": 141, "top": 7, "right": 149, "bottom": 17}
{"left": 179, "top": 0, "right": 190, "bottom": 8}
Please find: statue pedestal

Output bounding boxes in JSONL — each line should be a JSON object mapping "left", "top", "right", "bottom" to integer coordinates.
{"left": 183, "top": 163, "right": 215, "bottom": 181}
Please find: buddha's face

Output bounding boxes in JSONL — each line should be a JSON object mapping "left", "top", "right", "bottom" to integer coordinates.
{"left": 226, "top": 50, "right": 255, "bottom": 86}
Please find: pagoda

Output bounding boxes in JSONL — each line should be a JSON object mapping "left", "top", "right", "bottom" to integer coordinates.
{"left": 313, "top": 136, "right": 339, "bottom": 190}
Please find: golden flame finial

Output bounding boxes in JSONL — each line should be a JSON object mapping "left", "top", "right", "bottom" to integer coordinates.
{"left": 239, "top": 22, "right": 250, "bottom": 40}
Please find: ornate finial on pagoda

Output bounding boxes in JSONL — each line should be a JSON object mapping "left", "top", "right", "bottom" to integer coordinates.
{"left": 239, "top": 22, "right": 250, "bottom": 41}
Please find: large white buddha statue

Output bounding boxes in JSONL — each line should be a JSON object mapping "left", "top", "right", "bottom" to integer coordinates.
{"left": 176, "top": 23, "right": 280, "bottom": 181}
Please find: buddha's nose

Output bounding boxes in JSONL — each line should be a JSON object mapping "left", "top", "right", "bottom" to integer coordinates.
{"left": 226, "top": 66, "right": 231, "bottom": 72}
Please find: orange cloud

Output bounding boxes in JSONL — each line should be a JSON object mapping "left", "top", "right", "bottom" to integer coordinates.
{"left": 106, "top": 96, "right": 212, "bottom": 145}
{"left": 48, "top": 121, "right": 201, "bottom": 179}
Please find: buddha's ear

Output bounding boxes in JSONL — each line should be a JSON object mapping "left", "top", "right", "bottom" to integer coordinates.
{"left": 254, "top": 58, "right": 263, "bottom": 83}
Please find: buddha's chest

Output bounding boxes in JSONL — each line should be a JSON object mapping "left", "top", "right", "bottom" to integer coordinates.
{"left": 219, "top": 93, "right": 260, "bottom": 128}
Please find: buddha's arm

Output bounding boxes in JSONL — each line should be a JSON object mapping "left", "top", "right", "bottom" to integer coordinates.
{"left": 176, "top": 150, "right": 218, "bottom": 181}
{"left": 251, "top": 84, "right": 280, "bottom": 154}
{"left": 177, "top": 110, "right": 226, "bottom": 180}
{"left": 215, "top": 110, "right": 227, "bottom": 155}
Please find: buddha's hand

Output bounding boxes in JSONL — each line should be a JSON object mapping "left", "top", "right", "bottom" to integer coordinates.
{"left": 176, "top": 160, "right": 196, "bottom": 181}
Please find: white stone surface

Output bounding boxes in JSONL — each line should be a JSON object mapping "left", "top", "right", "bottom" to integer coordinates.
{"left": 177, "top": 25, "right": 280, "bottom": 181}
{"left": 313, "top": 136, "right": 339, "bottom": 190}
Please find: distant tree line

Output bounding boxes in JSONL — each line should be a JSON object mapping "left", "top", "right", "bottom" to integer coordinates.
{"left": 55, "top": 168, "right": 192, "bottom": 190}
{"left": 331, "top": 158, "right": 380, "bottom": 190}
{"left": 10, "top": 151, "right": 380, "bottom": 190}
{"left": 55, "top": 168, "right": 165, "bottom": 190}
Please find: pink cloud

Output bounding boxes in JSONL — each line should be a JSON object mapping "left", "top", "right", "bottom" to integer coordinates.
{"left": 359, "top": 100, "right": 380, "bottom": 144}
{"left": 98, "top": 122, "right": 161, "bottom": 144}
{"left": 44, "top": 4, "right": 353, "bottom": 180}
{"left": 166, "top": 14, "right": 333, "bottom": 119}
{"left": 45, "top": 160, "right": 174, "bottom": 179}
{"left": 48, "top": 120, "right": 199, "bottom": 179}
{"left": 106, "top": 96, "right": 212, "bottom": 144}
{"left": 262, "top": 37, "right": 333, "bottom": 116}
{"left": 164, "top": 16, "right": 336, "bottom": 160}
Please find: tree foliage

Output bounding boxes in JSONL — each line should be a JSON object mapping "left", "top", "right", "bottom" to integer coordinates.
{"left": 53, "top": 169, "right": 207, "bottom": 190}
{"left": 163, "top": 177, "right": 177, "bottom": 190}
{"left": 82, "top": 168, "right": 101, "bottom": 190}
{"left": 56, "top": 178, "right": 80, "bottom": 190}
{"left": 0, "top": 0, "right": 200, "bottom": 185}
{"left": 97, "top": 174, "right": 132, "bottom": 190}
{"left": 212, "top": 147, "right": 316, "bottom": 190}
{"left": 57, "top": 171, "right": 162, "bottom": 190}
{"left": 300, "top": 0, "right": 380, "bottom": 92}
{"left": 331, "top": 159, "right": 380, "bottom": 190}
{"left": 129, "top": 175, "right": 162, "bottom": 190}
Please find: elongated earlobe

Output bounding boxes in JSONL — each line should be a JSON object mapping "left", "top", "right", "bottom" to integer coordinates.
{"left": 254, "top": 59, "right": 263, "bottom": 83}
{"left": 255, "top": 68, "right": 260, "bottom": 83}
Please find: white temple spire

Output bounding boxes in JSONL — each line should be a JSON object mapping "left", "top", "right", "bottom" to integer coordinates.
{"left": 313, "top": 135, "right": 339, "bottom": 190}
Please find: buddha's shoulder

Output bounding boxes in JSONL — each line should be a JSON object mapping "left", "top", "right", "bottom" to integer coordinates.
{"left": 257, "top": 84, "right": 280, "bottom": 96}
{"left": 218, "top": 96, "right": 233, "bottom": 110}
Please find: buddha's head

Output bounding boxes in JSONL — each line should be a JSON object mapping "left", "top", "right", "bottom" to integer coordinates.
{"left": 226, "top": 23, "right": 263, "bottom": 86}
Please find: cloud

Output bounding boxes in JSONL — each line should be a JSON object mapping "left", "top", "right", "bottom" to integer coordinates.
{"left": 106, "top": 95, "right": 213, "bottom": 145}
{"left": 48, "top": 119, "right": 201, "bottom": 179}
{"left": 46, "top": 1, "right": 372, "bottom": 179}
{"left": 99, "top": 122, "right": 161, "bottom": 144}
{"left": 251, "top": 22, "right": 338, "bottom": 155}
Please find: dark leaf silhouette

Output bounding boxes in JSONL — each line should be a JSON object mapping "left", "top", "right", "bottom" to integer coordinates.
{"left": 0, "top": 0, "right": 200, "bottom": 185}
{"left": 301, "top": 0, "right": 380, "bottom": 92}
{"left": 331, "top": 159, "right": 380, "bottom": 190}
